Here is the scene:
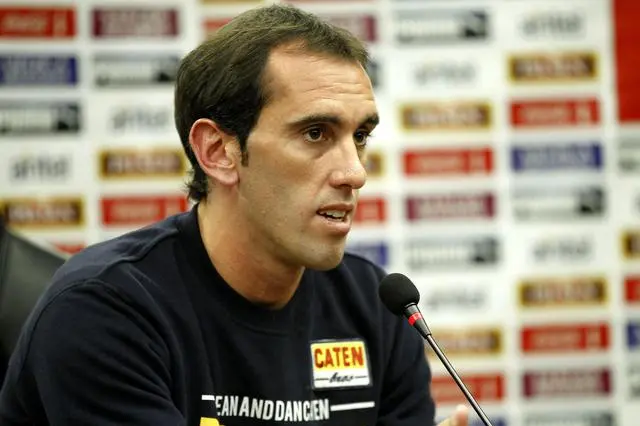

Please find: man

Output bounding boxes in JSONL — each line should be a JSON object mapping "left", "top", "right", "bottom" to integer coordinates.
{"left": 0, "top": 4, "right": 469, "bottom": 425}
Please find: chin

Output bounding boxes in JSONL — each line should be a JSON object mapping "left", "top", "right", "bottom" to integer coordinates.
{"left": 304, "top": 249, "right": 345, "bottom": 271}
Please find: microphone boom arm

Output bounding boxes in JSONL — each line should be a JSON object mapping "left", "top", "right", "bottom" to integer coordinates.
{"left": 405, "top": 304, "right": 494, "bottom": 426}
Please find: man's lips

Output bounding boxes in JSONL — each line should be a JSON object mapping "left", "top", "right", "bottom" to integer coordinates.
{"left": 316, "top": 203, "right": 354, "bottom": 220}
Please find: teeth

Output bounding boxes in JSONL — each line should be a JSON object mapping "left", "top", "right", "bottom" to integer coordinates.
{"left": 320, "top": 210, "right": 346, "bottom": 219}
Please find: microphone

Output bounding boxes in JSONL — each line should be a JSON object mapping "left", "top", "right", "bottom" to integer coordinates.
{"left": 378, "top": 273, "right": 494, "bottom": 426}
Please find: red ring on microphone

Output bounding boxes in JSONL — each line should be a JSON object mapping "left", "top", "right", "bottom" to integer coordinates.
{"left": 408, "top": 312, "right": 422, "bottom": 326}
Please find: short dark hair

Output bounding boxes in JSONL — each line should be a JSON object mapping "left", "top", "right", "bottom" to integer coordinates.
{"left": 174, "top": 4, "right": 370, "bottom": 202}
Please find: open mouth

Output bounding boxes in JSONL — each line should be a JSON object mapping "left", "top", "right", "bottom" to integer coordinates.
{"left": 317, "top": 210, "right": 347, "bottom": 222}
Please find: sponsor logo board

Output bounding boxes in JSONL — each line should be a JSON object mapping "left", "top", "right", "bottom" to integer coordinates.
{"left": 522, "top": 367, "right": 611, "bottom": 399}
{"left": 9, "top": 153, "right": 72, "bottom": 183}
{"left": 406, "top": 236, "right": 499, "bottom": 270}
{"left": 0, "top": 197, "right": 84, "bottom": 229}
{"left": 531, "top": 235, "right": 593, "bottom": 264}
{"left": 431, "top": 373, "right": 504, "bottom": 405}
{"left": 100, "top": 195, "right": 188, "bottom": 227}
{"left": 627, "top": 321, "right": 640, "bottom": 350}
{"left": 523, "top": 411, "right": 613, "bottom": 426}
{"left": 401, "top": 101, "right": 491, "bottom": 131}
{"left": 406, "top": 192, "right": 495, "bottom": 221}
{"left": 511, "top": 142, "right": 602, "bottom": 172}
{"left": 512, "top": 185, "right": 605, "bottom": 221}
{"left": 93, "top": 54, "right": 179, "bottom": 87}
{"left": 510, "top": 98, "right": 600, "bottom": 128}
{"left": 509, "top": 52, "right": 597, "bottom": 83}
{"left": 619, "top": 138, "right": 640, "bottom": 173}
{"left": 519, "top": 10, "right": 586, "bottom": 39}
{"left": 426, "top": 327, "right": 502, "bottom": 357}
{"left": 0, "top": 54, "right": 77, "bottom": 86}
{"left": 519, "top": 276, "right": 607, "bottom": 308}
{"left": 109, "top": 105, "right": 173, "bottom": 134}
{"left": 412, "top": 60, "right": 477, "bottom": 88}
{"left": 0, "top": 102, "right": 80, "bottom": 136}
{"left": 92, "top": 7, "right": 178, "bottom": 38}
{"left": 521, "top": 322, "right": 609, "bottom": 354}
{"left": 421, "top": 283, "right": 489, "bottom": 314}
{"left": 625, "top": 276, "right": 640, "bottom": 304}
{"left": 0, "top": 6, "right": 76, "bottom": 38}
{"left": 412, "top": 60, "right": 478, "bottom": 87}
{"left": 99, "top": 148, "right": 186, "bottom": 179}
{"left": 394, "top": 10, "right": 488, "bottom": 44}
{"left": 621, "top": 230, "right": 640, "bottom": 259}
{"left": 404, "top": 147, "right": 493, "bottom": 177}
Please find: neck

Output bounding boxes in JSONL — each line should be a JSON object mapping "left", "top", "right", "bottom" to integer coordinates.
{"left": 197, "top": 200, "right": 304, "bottom": 310}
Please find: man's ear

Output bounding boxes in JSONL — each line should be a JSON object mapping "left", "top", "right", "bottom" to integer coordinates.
{"left": 188, "top": 118, "right": 239, "bottom": 186}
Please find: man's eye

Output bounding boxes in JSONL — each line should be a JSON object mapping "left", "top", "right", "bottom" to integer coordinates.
{"left": 354, "top": 131, "right": 371, "bottom": 147}
{"left": 304, "top": 127, "right": 326, "bottom": 143}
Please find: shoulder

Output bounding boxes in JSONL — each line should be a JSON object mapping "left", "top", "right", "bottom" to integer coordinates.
{"left": 14, "top": 214, "right": 189, "bottom": 355}
{"left": 46, "top": 214, "right": 185, "bottom": 303}
{"left": 6, "top": 216, "right": 188, "bottom": 379}
{"left": 57, "top": 215, "right": 180, "bottom": 283}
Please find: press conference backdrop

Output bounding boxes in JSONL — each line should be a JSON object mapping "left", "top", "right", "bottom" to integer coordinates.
{"left": 0, "top": 0, "right": 639, "bottom": 424}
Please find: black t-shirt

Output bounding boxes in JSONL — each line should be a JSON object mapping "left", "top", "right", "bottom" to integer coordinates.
{"left": 0, "top": 207, "right": 435, "bottom": 425}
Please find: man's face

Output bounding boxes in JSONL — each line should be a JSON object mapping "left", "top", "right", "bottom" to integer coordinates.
{"left": 235, "top": 48, "right": 378, "bottom": 270}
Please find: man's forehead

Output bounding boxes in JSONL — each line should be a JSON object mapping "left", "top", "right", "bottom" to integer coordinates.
{"left": 264, "top": 47, "right": 371, "bottom": 92}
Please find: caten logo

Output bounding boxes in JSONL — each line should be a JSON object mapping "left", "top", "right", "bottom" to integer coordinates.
{"left": 310, "top": 339, "right": 370, "bottom": 389}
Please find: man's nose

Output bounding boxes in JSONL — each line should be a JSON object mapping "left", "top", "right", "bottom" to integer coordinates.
{"left": 328, "top": 141, "right": 367, "bottom": 190}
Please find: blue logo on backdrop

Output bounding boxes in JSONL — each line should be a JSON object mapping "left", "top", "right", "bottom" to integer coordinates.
{"left": 0, "top": 55, "right": 78, "bottom": 86}
{"left": 511, "top": 142, "right": 602, "bottom": 172}
{"left": 347, "top": 242, "right": 389, "bottom": 267}
{"left": 627, "top": 321, "right": 640, "bottom": 349}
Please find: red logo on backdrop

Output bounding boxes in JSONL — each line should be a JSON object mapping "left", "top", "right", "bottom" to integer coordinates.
{"left": 0, "top": 7, "right": 75, "bottom": 38}
{"left": 431, "top": 373, "right": 504, "bottom": 405}
{"left": 521, "top": 322, "right": 609, "bottom": 353}
{"left": 625, "top": 276, "right": 640, "bottom": 303}
{"left": 353, "top": 197, "right": 386, "bottom": 224}
{"left": 403, "top": 147, "right": 493, "bottom": 177}
{"left": 523, "top": 367, "right": 611, "bottom": 398}
{"left": 510, "top": 98, "right": 599, "bottom": 128}
{"left": 51, "top": 242, "right": 85, "bottom": 255}
{"left": 92, "top": 7, "right": 178, "bottom": 38}
{"left": 406, "top": 192, "right": 495, "bottom": 221}
{"left": 101, "top": 195, "right": 188, "bottom": 227}
{"left": 203, "top": 17, "right": 231, "bottom": 38}
{"left": 614, "top": 0, "right": 640, "bottom": 122}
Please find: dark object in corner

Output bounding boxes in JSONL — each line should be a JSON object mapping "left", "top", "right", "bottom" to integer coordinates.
{"left": 0, "top": 217, "right": 66, "bottom": 383}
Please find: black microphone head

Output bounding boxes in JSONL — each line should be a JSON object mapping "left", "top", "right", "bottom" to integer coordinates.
{"left": 378, "top": 273, "right": 420, "bottom": 315}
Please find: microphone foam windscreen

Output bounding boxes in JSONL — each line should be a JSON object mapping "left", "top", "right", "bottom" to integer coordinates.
{"left": 378, "top": 273, "right": 420, "bottom": 315}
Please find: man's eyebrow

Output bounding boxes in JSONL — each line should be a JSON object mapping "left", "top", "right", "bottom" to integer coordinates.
{"left": 287, "top": 113, "right": 380, "bottom": 130}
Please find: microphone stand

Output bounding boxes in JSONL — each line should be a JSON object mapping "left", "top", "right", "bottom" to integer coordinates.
{"left": 424, "top": 334, "right": 494, "bottom": 426}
